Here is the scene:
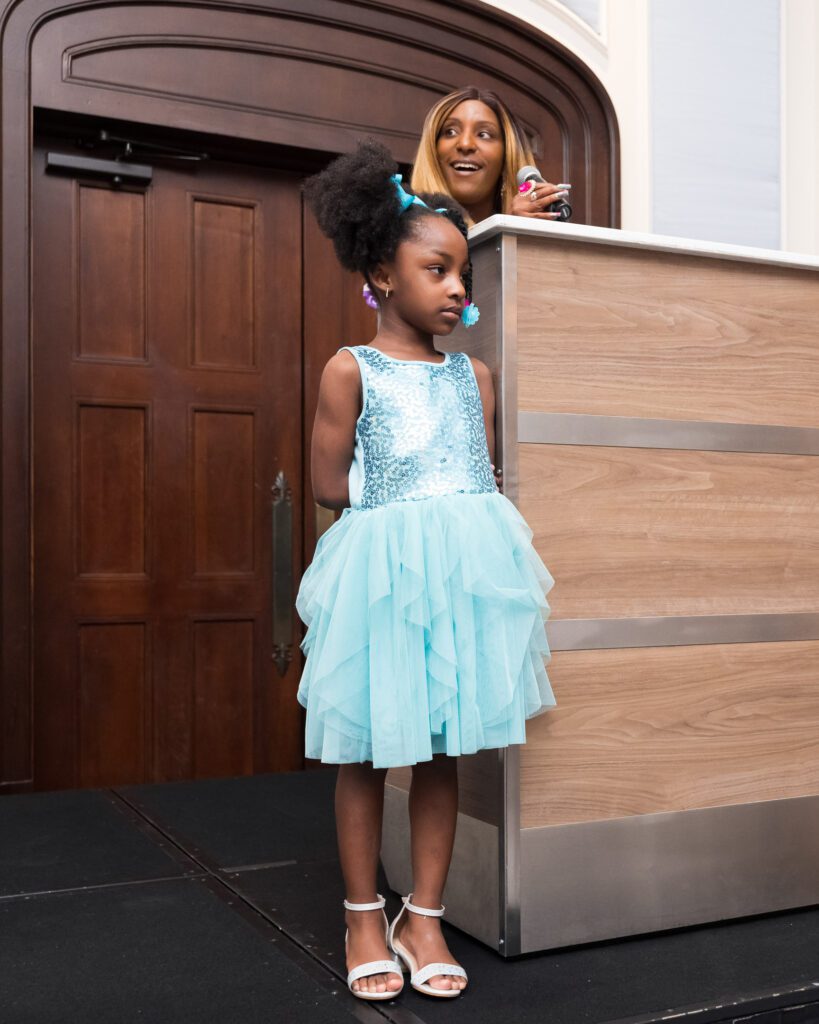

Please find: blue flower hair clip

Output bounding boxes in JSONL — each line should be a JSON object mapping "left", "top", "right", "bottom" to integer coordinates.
{"left": 462, "top": 302, "right": 480, "bottom": 328}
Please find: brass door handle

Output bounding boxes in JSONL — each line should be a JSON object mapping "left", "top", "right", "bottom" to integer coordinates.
{"left": 271, "top": 470, "right": 293, "bottom": 676}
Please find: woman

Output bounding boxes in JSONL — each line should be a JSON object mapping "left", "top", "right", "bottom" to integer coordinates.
{"left": 410, "top": 86, "right": 570, "bottom": 225}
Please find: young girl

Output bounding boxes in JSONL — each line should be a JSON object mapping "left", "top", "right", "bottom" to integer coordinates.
{"left": 296, "top": 140, "right": 556, "bottom": 1002}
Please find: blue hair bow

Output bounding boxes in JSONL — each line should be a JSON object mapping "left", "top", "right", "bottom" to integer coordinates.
{"left": 391, "top": 174, "right": 447, "bottom": 215}
{"left": 391, "top": 173, "right": 427, "bottom": 212}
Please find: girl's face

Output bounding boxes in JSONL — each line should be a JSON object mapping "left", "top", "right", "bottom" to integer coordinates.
{"left": 375, "top": 216, "right": 469, "bottom": 337}
{"left": 435, "top": 100, "right": 505, "bottom": 217}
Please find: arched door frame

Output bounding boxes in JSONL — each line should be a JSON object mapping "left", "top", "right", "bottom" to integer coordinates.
{"left": 0, "top": 0, "right": 619, "bottom": 789}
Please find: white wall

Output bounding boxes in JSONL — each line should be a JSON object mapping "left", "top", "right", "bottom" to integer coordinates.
{"left": 477, "top": 0, "right": 818, "bottom": 255}
{"left": 782, "top": 0, "right": 819, "bottom": 254}
{"left": 650, "top": 0, "right": 780, "bottom": 249}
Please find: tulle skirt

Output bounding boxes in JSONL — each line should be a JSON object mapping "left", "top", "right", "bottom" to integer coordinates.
{"left": 295, "top": 490, "right": 556, "bottom": 768}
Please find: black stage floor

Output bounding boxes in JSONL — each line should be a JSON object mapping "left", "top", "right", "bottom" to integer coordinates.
{"left": 2, "top": 769, "right": 818, "bottom": 1024}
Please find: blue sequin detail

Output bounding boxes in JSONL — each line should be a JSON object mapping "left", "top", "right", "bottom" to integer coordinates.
{"left": 339, "top": 346, "right": 498, "bottom": 511}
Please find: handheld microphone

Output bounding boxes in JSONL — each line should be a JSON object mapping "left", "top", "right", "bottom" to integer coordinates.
{"left": 516, "top": 166, "right": 572, "bottom": 221}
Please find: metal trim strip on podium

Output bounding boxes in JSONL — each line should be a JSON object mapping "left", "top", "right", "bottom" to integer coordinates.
{"left": 518, "top": 410, "right": 819, "bottom": 455}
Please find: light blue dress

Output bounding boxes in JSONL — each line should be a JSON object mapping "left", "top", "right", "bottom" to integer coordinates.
{"left": 295, "top": 345, "right": 556, "bottom": 768}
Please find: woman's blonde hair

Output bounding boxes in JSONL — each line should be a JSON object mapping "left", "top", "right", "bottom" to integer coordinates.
{"left": 410, "top": 87, "right": 536, "bottom": 223}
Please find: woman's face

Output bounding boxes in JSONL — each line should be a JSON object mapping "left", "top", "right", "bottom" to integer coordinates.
{"left": 435, "top": 100, "right": 505, "bottom": 218}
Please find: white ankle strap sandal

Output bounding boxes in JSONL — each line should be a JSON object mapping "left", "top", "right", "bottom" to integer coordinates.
{"left": 387, "top": 892, "right": 468, "bottom": 998}
{"left": 343, "top": 892, "right": 404, "bottom": 1001}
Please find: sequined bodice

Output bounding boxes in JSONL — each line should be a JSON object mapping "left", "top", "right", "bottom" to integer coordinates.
{"left": 339, "top": 345, "right": 497, "bottom": 511}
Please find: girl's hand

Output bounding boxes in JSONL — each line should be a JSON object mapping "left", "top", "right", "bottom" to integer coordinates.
{"left": 509, "top": 180, "right": 570, "bottom": 220}
{"left": 490, "top": 463, "right": 503, "bottom": 493}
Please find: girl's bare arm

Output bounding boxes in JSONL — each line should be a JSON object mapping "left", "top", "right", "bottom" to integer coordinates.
{"left": 310, "top": 351, "right": 361, "bottom": 510}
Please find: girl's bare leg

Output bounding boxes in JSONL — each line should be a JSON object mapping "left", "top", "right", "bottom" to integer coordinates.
{"left": 336, "top": 763, "right": 403, "bottom": 996}
{"left": 391, "top": 754, "right": 467, "bottom": 991}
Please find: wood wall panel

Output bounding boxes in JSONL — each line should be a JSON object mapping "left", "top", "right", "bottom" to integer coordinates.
{"left": 192, "top": 410, "right": 255, "bottom": 576}
{"left": 192, "top": 619, "right": 254, "bottom": 778}
{"left": 78, "top": 184, "right": 146, "bottom": 361}
{"left": 192, "top": 198, "right": 257, "bottom": 370}
{"left": 518, "top": 442, "right": 819, "bottom": 621}
{"left": 67, "top": 39, "right": 444, "bottom": 145}
{"left": 77, "top": 403, "right": 147, "bottom": 577}
{"left": 520, "top": 641, "right": 819, "bottom": 828}
{"left": 516, "top": 239, "right": 819, "bottom": 427}
{"left": 78, "top": 622, "right": 147, "bottom": 786}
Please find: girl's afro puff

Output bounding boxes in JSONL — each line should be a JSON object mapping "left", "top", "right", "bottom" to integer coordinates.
{"left": 303, "top": 138, "right": 472, "bottom": 300}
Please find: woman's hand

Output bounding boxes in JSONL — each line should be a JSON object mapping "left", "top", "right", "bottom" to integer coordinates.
{"left": 509, "top": 180, "right": 570, "bottom": 220}
{"left": 490, "top": 463, "right": 503, "bottom": 493}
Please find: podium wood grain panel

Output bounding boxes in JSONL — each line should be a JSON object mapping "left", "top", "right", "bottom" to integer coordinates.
{"left": 520, "top": 640, "right": 819, "bottom": 828}
{"left": 518, "top": 443, "right": 819, "bottom": 619}
{"left": 516, "top": 239, "right": 819, "bottom": 427}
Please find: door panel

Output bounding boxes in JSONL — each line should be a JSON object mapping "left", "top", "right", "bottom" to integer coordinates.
{"left": 32, "top": 138, "right": 304, "bottom": 788}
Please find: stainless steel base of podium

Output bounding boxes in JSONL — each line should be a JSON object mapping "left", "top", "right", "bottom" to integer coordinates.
{"left": 382, "top": 762, "right": 819, "bottom": 956}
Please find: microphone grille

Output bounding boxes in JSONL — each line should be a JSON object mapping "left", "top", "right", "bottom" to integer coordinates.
{"left": 516, "top": 165, "right": 542, "bottom": 187}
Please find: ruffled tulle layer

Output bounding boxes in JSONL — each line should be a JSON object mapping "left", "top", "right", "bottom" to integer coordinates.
{"left": 295, "top": 491, "right": 556, "bottom": 768}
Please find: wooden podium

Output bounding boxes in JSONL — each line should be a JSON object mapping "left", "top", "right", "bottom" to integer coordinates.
{"left": 381, "top": 216, "right": 819, "bottom": 955}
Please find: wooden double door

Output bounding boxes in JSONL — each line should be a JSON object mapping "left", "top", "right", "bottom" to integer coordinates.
{"left": 31, "top": 131, "right": 373, "bottom": 790}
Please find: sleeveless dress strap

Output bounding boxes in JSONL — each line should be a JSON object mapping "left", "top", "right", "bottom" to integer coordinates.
{"left": 337, "top": 346, "right": 368, "bottom": 420}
